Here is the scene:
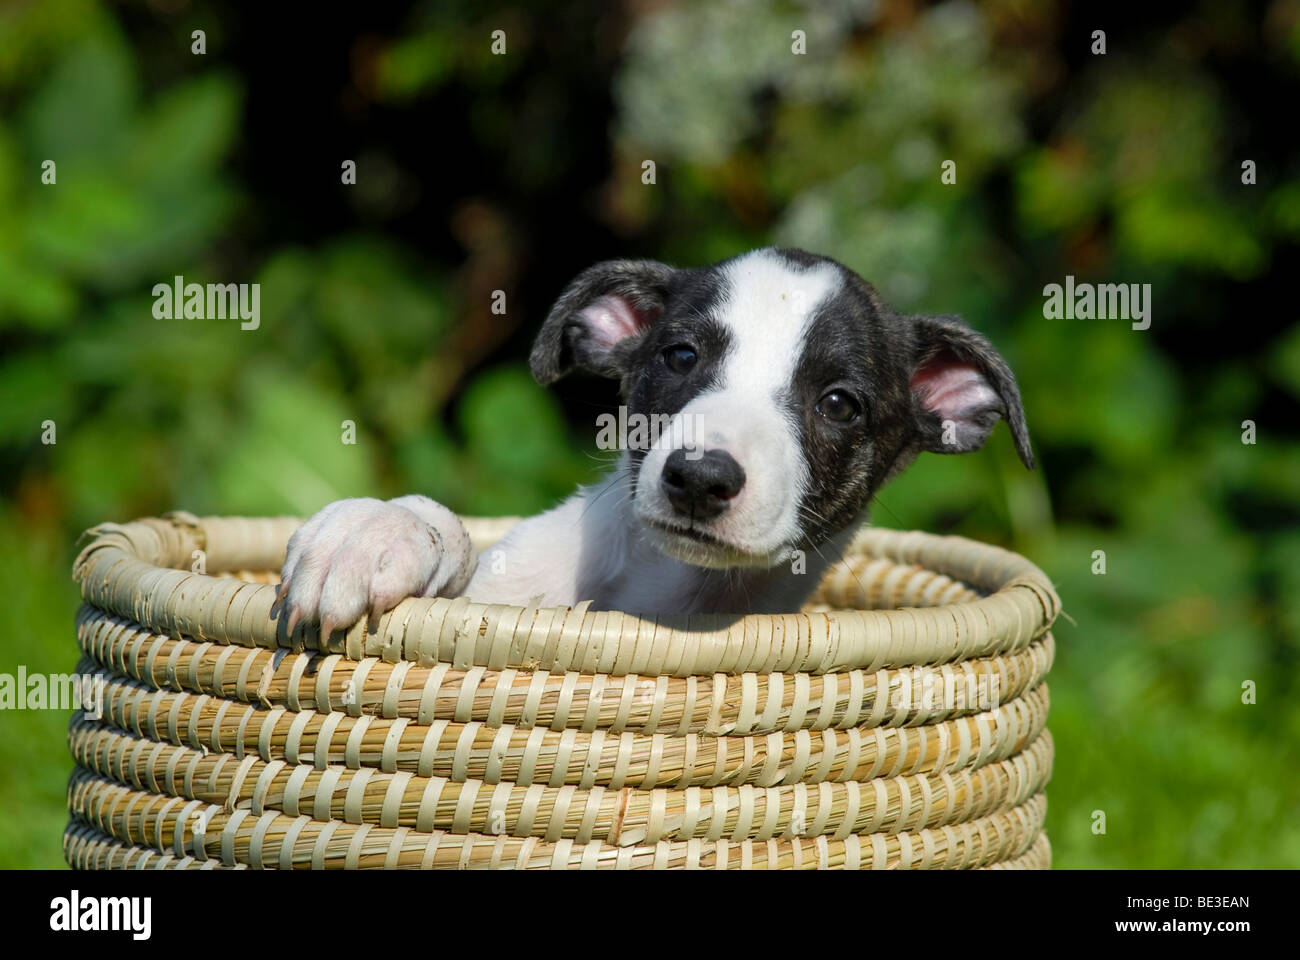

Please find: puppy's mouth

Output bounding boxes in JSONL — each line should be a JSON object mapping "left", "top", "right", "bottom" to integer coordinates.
{"left": 639, "top": 517, "right": 784, "bottom": 569}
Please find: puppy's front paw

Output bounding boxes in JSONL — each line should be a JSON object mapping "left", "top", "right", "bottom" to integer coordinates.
{"left": 272, "top": 498, "right": 468, "bottom": 638}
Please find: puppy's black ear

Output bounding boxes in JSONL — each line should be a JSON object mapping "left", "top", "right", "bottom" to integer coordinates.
{"left": 529, "top": 259, "right": 676, "bottom": 385}
{"left": 909, "top": 314, "right": 1034, "bottom": 468}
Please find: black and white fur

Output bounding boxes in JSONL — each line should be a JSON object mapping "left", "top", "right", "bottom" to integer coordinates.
{"left": 273, "top": 248, "right": 1032, "bottom": 634}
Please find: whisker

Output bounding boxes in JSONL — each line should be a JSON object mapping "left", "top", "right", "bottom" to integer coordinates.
{"left": 868, "top": 493, "right": 906, "bottom": 529}
{"left": 577, "top": 461, "right": 633, "bottom": 524}
{"left": 794, "top": 505, "right": 874, "bottom": 607}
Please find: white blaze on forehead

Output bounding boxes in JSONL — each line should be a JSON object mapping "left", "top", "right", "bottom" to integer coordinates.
{"left": 714, "top": 251, "right": 843, "bottom": 397}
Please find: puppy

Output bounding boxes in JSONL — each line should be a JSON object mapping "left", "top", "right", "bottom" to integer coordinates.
{"left": 273, "top": 247, "right": 1032, "bottom": 634}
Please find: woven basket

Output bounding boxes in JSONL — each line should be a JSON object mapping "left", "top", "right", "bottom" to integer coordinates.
{"left": 65, "top": 512, "right": 1059, "bottom": 870}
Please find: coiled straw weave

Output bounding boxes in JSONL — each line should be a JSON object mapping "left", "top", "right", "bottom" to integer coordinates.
{"left": 66, "top": 512, "right": 1060, "bottom": 869}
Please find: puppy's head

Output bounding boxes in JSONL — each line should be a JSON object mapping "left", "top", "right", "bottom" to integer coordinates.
{"left": 531, "top": 248, "right": 1033, "bottom": 569}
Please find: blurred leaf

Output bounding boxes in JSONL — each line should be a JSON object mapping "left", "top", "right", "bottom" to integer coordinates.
{"left": 1117, "top": 190, "right": 1266, "bottom": 277}
{"left": 376, "top": 32, "right": 456, "bottom": 100}
{"left": 212, "top": 373, "right": 376, "bottom": 516}
{"left": 1270, "top": 322, "right": 1300, "bottom": 397}
{"left": 127, "top": 73, "right": 241, "bottom": 188}
{"left": 21, "top": 28, "right": 136, "bottom": 162}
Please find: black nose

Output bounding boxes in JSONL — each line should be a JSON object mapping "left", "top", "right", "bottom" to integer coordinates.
{"left": 661, "top": 448, "right": 746, "bottom": 520}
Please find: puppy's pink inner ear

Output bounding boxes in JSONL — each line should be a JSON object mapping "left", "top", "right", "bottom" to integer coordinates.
{"left": 579, "top": 295, "right": 655, "bottom": 350}
{"left": 911, "top": 354, "right": 1000, "bottom": 420}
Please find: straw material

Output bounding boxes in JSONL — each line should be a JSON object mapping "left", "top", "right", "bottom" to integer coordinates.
{"left": 66, "top": 513, "right": 1059, "bottom": 869}
{"left": 62, "top": 823, "right": 1054, "bottom": 871}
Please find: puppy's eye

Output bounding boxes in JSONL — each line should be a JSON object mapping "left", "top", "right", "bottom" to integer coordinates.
{"left": 663, "top": 345, "right": 698, "bottom": 374}
{"left": 815, "top": 390, "right": 861, "bottom": 423}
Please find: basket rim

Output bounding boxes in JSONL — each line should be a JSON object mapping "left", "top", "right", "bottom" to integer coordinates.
{"left": 73, "top": 513, "right": 1061, "bottom": 676}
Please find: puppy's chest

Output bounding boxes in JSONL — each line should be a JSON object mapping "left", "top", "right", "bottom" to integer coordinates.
{"left": 583, "top": 554, "right": 814, "bottom": 616}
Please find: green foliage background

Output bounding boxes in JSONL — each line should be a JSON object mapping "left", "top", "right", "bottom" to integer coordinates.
{"left": 1, "top": 0, "right": 1297, "bottom": 869}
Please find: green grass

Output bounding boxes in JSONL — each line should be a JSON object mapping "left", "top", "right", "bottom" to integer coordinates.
{"left": 0, "top": 512, "right": 81, "bottom": 869}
